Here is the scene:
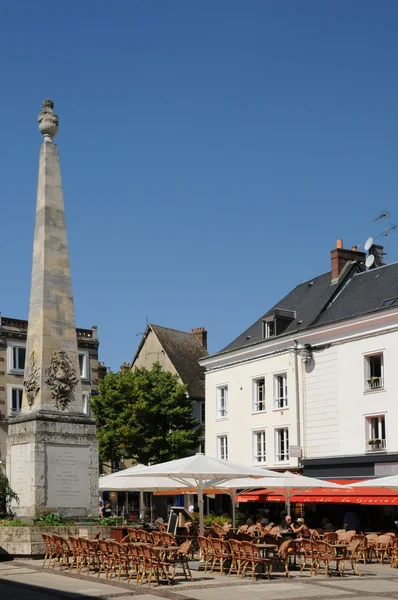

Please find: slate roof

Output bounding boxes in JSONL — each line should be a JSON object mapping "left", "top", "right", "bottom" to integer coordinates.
{"left": 220, "top": 261, "right": 398, "bottom": 354}
{"left": 135, "top": 324, "right": 208, "bottom": 400}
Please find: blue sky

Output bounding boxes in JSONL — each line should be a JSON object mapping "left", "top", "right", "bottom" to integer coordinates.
{"left": 1, "top": 1, "right": 398, "bottom": 370}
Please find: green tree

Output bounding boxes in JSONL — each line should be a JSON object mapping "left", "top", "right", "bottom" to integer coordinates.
{"left": 90, "top": 363, "right": 203, "bottom": 465}
{"left": 0, "top": 473, "right": 19, "bottom": 518}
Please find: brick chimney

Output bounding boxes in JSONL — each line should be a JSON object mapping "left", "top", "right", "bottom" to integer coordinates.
{"left": 190, "top": 327, "right": 208, "bottom": 350}
{"left": 331, "top": 239, "right": 365, "bottom": 281}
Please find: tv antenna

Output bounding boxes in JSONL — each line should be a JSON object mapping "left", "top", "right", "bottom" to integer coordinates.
{"left": 373, "top": 212, "right": 396, "bottom": 264}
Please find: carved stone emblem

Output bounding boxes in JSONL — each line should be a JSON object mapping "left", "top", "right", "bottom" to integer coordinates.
{"left": 44, "top": 350, "right": 79, "bottom": 410}
{"left": 24, "top": 350, "right": 40, "bottom": 407}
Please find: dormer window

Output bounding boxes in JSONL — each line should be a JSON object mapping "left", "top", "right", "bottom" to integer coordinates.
{"left": 262, "top": 309, "right": 295, "bottom": 340}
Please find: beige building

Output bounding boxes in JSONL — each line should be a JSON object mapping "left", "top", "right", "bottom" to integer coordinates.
{"left": 131, "top": 324, "right": 208, "bottom": 452}
{"left": 0, "top": 315, "right": 105, "bottom": 469}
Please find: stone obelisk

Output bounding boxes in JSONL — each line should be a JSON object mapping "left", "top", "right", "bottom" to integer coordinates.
{"left": 6, "top": 100, "right": 98, "bottom": 518}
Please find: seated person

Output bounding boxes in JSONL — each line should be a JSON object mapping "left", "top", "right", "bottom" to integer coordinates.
{"left": 279, "top": 515, "right": 294, "bottom": 537}
{"left": 291, "top": 517, "right": 311, "bottom": 539}
{"left": 101, "top": 502, "right": 113, "bottom": 518}
{"left": 246, "top": 514, "right": 255, "bottom": 526}
{"left": 321, "top": 517, "right": 335, "bottom": 532}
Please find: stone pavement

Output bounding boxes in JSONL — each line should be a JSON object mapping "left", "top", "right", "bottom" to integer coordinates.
{"left": 1, "top": 558, "right": 398, "bottom": 600}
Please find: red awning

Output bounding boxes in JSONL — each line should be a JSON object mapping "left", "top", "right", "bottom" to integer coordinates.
{"left": 236, "top": 479, "right": 398, "bottom": 505}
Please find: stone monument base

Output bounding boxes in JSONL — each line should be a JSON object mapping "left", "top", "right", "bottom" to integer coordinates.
{"left": 6, "top": 411, "right": 98, "bottom": 519}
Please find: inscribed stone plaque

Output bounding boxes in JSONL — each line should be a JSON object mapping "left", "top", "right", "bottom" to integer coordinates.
{"left": 10, "top": 443, "right": 33, "bottom": 507}
{"left": 46, "top": 445, "right": 89, "bottom": 508}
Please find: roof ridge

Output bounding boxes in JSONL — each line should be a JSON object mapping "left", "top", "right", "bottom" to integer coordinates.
{"left": 150, "top": 323, "right": 196, "bottom": 336}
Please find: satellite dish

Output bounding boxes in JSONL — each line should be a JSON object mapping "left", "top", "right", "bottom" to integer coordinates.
{"left": 366, "top": 254, "right": 375, "bottom": 269}
{"left": 364, "top": 237, "right": 374, "bottom": 251}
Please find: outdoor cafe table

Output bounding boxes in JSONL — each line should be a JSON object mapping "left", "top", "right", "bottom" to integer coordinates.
{"left": 256, "top": 543, "right": 278, "bottom": 557}
{"left": 333, "top": 544, "right": 348, "bottom": 557}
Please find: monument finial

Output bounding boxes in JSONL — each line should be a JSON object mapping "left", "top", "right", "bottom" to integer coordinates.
{"left": 38, "top": 98, "right": 59, "bottom": 141}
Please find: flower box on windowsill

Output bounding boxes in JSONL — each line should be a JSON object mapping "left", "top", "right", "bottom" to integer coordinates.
{"left": 367, "top": 438, "right": 385, "bottom": 452}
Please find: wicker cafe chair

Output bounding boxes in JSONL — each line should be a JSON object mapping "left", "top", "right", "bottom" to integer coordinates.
{"left": 228, "top": 539, "right": 244, "bottom": 576}
{"left": 390, "top": 538, "right": 398, "bottom": 568}
{"left": 339, "top": 530, "right": 356, "bottom": 544}
{"left": 239, "top": 541, "right": 271, "bottom": 581}
{"left": 152, "top": 530, "right": 163, "bottom": 545}
{"left": 352, "top": 534, "right": 367, "bottom": 564}
{"left": 310, "top": 529, "right": 320, "bottom": 541}
{"left": 270, "top": 539, "right": 294, "bottom": 578}
{"left": 108, "top": 540, "right": 129, "bottom": 580}
{"left": 365, "top": 533, "right": 378, "bottom": 560}
{"left": 323, "top": 532, "right": 338, "bottom": 544}
{"left": 126, "top": 542, "right": 142, "bottom": 584}
{"left": 336, "top": 540, "right": 361, "bottom": 576}
{"left": 161, "top": 532, "right": 176, "bottom": 546}
{"left": 97, "top": 539, "right": 114, "bottom": 579}
{"left": 52, "top": 534, "right": 72, "bottom": 570}
{"left": 166, "top": 541, "right": 194, "bottom": 582}
{"left": 375, "top": 534, "right": 393, "bottom": 564}
{"left": 68, "top": 536, "right": 82, "bottom": 572}
{"left": 299, "top": 539, "right": 318, "bottom": 576}
{"left": 210, "top": 537, "right": 232, "bottom": 574}
{"left": 197, "top": 535, "right": 212, "bottom": 572}
{"left": 41, "top": 533, "right": 56, "bottom": 568}
{"left": 315, "top": 541, "right": 337, "bottom": 577}
{"left": 140, "top": 543, "right": 171, "bottom": 587}
{"left": 127, "top": 528, "right": 140, "bottom": 541}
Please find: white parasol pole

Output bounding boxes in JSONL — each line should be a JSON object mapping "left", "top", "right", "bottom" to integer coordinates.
{"left": 198, "top": 476, "right": 205, "bottom": 536}
{"left": 139, "top": 490, "right": 145, "bottom": 521}
{"left": 231, "top": 490, "right": 236, "bottom": 530}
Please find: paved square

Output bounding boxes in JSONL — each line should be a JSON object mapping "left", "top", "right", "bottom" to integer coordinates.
{"left": 1, "top": 559, "right": 398, "bottom": 600}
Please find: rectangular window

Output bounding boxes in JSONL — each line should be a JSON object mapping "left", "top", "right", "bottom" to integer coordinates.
{"left": 274, "top": 373, "right": 288, "bottom": 409}
{"left": 79, "top": 351, "right": 89, "bottom": 380}
{"left": 366, "top": 415, "right": 386, "bottom": 451}
{"left": 8, "top": 385, "right": 23, "bottom": 415}
{"left": 275, "top": 428, "right": 289, "bottom": 462}
{"left": 218, "top": 435, "right": 228, "bottom": 461}
{"left": 262, "top": 320, "right": 275, "bottom": 339}
{"left": 253, "top": 377, "right": 265, "bottom": 412}
{"left": 216, "top": 386, "right": 228, "bottom": 418}
{"left": 82, "top": 392, "right": 90, "bottom": 416}
{"left": 364, "top": 353, "right": 384, "bottom": 390}
{"left": 111, "top": 460, "right": 123, "bottom": 473}
{"left": 253, "top": 430, "right": 266, "bottom": 463}
{"left": 8, "top": 344, "right": 26, "bottom": 372}
{"left": 200, "top": 401, "right": 205, "bottom": 424}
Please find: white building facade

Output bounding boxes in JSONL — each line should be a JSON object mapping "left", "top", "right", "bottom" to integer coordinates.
{"left": 202, "top": 240, "right": 398, "bottom": 480}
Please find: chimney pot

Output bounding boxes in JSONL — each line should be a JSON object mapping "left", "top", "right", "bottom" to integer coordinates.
{"left": 352, "top": 246, "right": 357, "bottom": 251}
{"left": 336, "top": 239, "right": 343, "bottom": 249}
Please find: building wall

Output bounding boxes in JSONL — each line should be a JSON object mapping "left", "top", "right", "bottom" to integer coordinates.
{"left": 305, "top": 327, "right": 398, "bottom": 460}
{"left": 205, "top": 349, "right": 300, "bottom": 469}
{"left": 0, "top": 318, "right": 100, "bottom": 466}
{"left": 133, "top": 330, "right": 178, "bottom": 375}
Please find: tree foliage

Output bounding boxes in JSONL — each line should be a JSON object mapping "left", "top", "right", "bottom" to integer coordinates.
{"left": 90, "top": 363, "right": 203, "bottom": 465}
{"left": 0, "top": 473, "right": 19, "bottom": 518}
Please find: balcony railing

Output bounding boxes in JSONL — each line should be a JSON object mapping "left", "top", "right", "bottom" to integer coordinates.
{"left": 366, "top": 376, "right": 384, "bottom": 391}
{"left": 275, "top": 396, "right": 288, "bottom": 409}
{"left": 367, "top": 439, "right": 387, "bottom": 452}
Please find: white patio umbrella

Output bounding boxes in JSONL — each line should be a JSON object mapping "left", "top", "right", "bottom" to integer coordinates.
{"left": 218, "top": 472, "right": 349, "bottom": 521}
{"left": 99, "top": 464, "right": 196, "bottom": 520}
{"left": 114, "top": 453, "right": 283, "bottom": 535}
{"left": 344, "top": 474, "right": 398, "bottom": 491}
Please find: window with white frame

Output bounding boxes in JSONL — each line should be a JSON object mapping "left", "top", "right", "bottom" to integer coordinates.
{"left": 253, "top": 377, "right": 265, "bottom": 412}
{"left": 274, "top": 373, "right": 288, "bottom": 409}
{"left": 217, "top": 435, "right": 228, "bottom": 461}
{"left": 253, "top": 430, "right": 266, "bottom": 463}
{"left": 79, "top": 351, "right": 89, "bottom": 380}
{"left": 366, "top": 415, "right": 386, "bottom": 450}
{"left": 364, "top": 353, "right": 384, "bottom": 390}
{"left": 275, "top": 428, "right": 289, "bottom": 462}
{"left": 8, "top": 385, "right": 23, "bottom": 415}
{"left": 82, "top": 392, "right": 90, "bottom": 416}
{"left": 8, "top": 343, "right": 26, "bottom": 373}
{"left": 216, "top": 386, "right": 228, "bottom": 418}
{"left": 262, "top": 320, "right": 275, "bottom": 339}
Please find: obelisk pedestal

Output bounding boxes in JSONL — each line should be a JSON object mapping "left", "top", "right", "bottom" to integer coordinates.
{"left": 6, "top": 100, "right": 98, "bottom": 518}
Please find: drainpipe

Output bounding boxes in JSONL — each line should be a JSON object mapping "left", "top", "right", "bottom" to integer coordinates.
{"left": 293, "top": 341, "right": 301, "bottom": 450}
